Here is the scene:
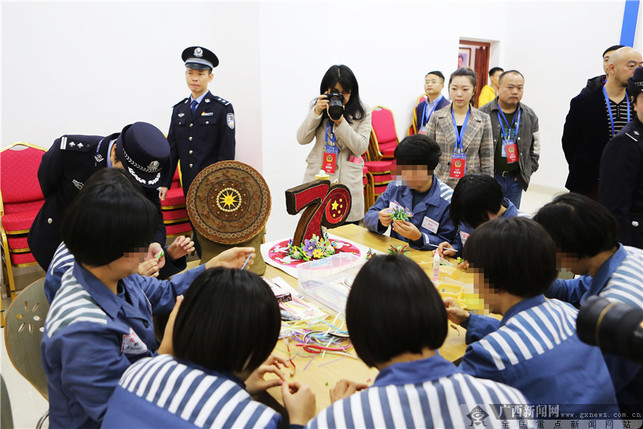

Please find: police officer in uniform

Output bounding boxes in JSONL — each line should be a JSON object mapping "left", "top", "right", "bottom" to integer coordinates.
{"left": 160, "top": 46, "right": 236, "bottom": 256}
{"left": 28, "top": 122, "right": 189, "bottom": 276}
{"left": 600, "top": 67, "right": 643, "bottom": 249}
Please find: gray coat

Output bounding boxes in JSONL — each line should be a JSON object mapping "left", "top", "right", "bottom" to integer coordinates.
{"left": 479, "top": 99, "right": 541, "bottom": 190}
{"left": 296, "top": 105, "right": 371, "bottom": 222}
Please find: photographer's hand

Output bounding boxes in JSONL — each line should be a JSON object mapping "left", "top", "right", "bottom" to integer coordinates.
{"left": 314, "top": 93, "right": 329, "bottom": 116}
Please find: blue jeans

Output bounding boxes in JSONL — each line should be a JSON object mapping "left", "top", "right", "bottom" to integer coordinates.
{"left": 494, "top": 173, "right": 523, "bottom": 209}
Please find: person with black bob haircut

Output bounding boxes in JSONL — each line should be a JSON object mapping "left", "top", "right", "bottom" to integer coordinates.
{"left": 102, "top": 267, "right": 317, "bottom": 428}
{"left": 363, "top": 134, "right": 457, "bottom": 249}
{"left": 437, "top": 174, "right": 523, "bottom": 259}
{"left": 534, "top": 193, "right": 643, "bottom": 408}
{"left": 444, "top": 217, "right": 619, "bottom": 413}
{"left": 41, "top": 168, "right": 256, "bottom": 429}
{"left": 308, "top": 254, "right": 529, "bottom": 428}
{"left": 297, "top": 64, "right": 371, "bottom": 223}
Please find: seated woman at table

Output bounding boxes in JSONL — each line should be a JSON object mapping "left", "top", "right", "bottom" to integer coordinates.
{"left": 363, "top": 134, "right": 457, "bottom": 250}
{"left": 436, "top": 174, "right": 524, "bottom": 259}
{"left": 444, "top": 217, "right": 619, "bottom": 413}
{"left": 305, "top": 254, "right": 529, "bottom": 428}
{"left": 41, "top": 168, "right": 255, "bottom": 429}
{"left": 102, "top": 267, "right": 317, "bottom": 428}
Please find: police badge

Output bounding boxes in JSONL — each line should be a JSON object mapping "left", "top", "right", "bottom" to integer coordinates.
{"left": 226, "top": 113, "right": 235, "bottom": 129}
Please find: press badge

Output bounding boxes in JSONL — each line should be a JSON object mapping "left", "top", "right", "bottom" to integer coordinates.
{"left": 422, "top": 216, "right": 439, "bottom": 233}
{"left": 322, "top": 145, "right": 339, "bottom": 174}
{"left": 450, "top": 152, "right": 466, "bottom": 179}
{"left": 418, "top": 126, "right": 428, "bottom": 135}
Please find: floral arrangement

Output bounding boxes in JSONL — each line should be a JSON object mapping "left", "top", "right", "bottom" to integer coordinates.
{"left": 390, "top": 202, "right": 413, "bottom": 221}
{"left": 365, "top": 248, "right": 376, "bottom": 260}
{"left": 387, "top": 244, "right": 410, "bottom": 255}
{"left": 287, "top": 233, "right": 337, "bottom": 261}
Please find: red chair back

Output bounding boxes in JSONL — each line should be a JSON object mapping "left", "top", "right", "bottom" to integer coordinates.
{"left": 371, "top": 107, "right": 398, "bottom": 146}
{"left": 1, "top": 144, "right": 45, "bottom": 204}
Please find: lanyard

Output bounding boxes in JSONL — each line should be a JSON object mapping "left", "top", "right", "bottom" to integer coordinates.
{"left": 603, "top": 86, "right": 631, "bottom": 137}
{"left": 451, "top": 107, "right": 470, "bottom": 152}
{"left": 325, "top": 121, "right": 336, "bottom": 145}
{"left": 497, "top": 104, "right": 521, "bottom": 140}
{"left": 422, "top": 95, "right": 444, "bottom": 127}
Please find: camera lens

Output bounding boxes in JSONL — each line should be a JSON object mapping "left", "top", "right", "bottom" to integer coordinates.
{"left": 327, "top": 90, "right": 344, "bottom": 121}
{"left": 577, "top": 296, "right": 643, "bottom": 362}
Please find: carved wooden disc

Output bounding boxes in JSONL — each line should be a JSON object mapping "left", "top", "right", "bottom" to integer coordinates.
{"left": 186, "top": 161, "right": 271, "bottom": 244}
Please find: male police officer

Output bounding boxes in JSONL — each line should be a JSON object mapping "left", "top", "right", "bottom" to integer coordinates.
{"left": 28, "top": 122, "right": 189, "bottom": 276}
{"left": 160, "top": 46, "right": 235, "bottom": 255}
{"left": 600, "top": 67, "right": 643, "bottom": 248}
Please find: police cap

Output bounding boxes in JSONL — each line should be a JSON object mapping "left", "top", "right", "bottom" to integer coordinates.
{"left": 182, "top": 46, "right": 219, "bottom": 70}
{"left": 628, "top": 66, "right": 643, "bottom": 96}
{"left": 115, "top": 122, "right": 170, "bottom": 188}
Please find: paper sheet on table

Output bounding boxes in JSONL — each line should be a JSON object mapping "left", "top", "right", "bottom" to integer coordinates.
{"left": 260, "top": 233, "right": 383, "bottom": 279}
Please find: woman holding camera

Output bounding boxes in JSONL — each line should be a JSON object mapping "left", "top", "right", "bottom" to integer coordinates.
{"left": 297, "top": 64, "right": 372, "bottom": 222}
{"left": 426, "top": 68, "right": 493, "bottom": 189}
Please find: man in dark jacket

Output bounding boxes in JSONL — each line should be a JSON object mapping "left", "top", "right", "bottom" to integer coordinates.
{"left": 562, "top": 47, "right": 641, "bottom": 199}
{"left": 581, "top": 44, "right": 624, "bottom": 94}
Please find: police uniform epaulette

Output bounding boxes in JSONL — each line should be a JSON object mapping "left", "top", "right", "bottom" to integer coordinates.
{"left": 625, "top": 130, "right": 640, "bottom": 142}
{"left": 173, "top": 97, "right": 189, "bottom": 108}
{"left": 214, "top": 96, "right": 231, "bottom": 106}
{"left": 59, "top": 135, "right": 93, "bottom": 152}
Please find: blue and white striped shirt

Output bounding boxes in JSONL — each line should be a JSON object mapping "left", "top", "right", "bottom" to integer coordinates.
{"left": 102, "top": 354, "right": 281, "bottom": 429}
{"left": 547, "top": 244, "right": 643, "bottom": 309}
{"left": 363, "top": 175, "right": 457, "bottom": 250}
{"left": 308, "top": 354, "right": 530, "bottom": 429}
{"left": 460, "top": 295, "right": 619, "bottom": 414}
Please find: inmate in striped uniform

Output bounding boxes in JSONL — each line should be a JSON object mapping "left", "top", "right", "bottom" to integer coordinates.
{"left": 102, "top": 354, "right": 281, "bottom": 429}
{"left": 44, "top": 241, "right": 186, "bottom": 303}
{"left": 546, "top": 244, "right": 643, "bottom": 408}
{"left": 460, "top": 295, "right": 619, "bottom": 414}
{"left": 41, "top": 261, "right": 205, "bottom": 428}
{"left": 308, "top": 354, "right": 530, "bottom": 429}
{"left": 363, "top": 175, "right": 457, "bottom": 250}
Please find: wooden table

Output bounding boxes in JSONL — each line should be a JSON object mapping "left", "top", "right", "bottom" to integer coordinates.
{"left": 264, "top": 224, "right": 473, "bottom": 410}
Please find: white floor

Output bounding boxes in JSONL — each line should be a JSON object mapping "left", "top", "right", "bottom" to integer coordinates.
{"left": 0, "top": 184, "right": 564, "bottom": 428}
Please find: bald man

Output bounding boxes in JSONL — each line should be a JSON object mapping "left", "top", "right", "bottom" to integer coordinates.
{"left": 563, "top": 47, "right": 642, "bottom": 199}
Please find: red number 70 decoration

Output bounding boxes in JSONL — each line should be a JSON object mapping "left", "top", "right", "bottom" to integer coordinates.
{"left": 285, "top": 180, "right": 352, "bottom": 246}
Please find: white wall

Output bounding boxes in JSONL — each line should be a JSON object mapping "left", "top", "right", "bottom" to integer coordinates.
{"left": 2, "top": 1, "right": 637, "bottom": 242}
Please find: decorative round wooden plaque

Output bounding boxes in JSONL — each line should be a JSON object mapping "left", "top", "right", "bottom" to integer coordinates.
{"left": 186, "top": 161, "right": 271, "bottom": 245}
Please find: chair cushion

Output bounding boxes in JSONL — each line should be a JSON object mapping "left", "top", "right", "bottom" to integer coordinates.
{"left": 166, "top": 222, "right": 193, "bottom": 236}
{"left": 2, "top": 207, "right": 41, "bottom": 232}
{"left": 363, "top": 160, "right": 393, "bottom": 173}
{"left": 380, "top": 142, "right": 397, "bottom": 157}
{"left": 3, "top": 200, "right": 44, "bottom": 215}
{"left": 1, "top": 146, "right": 44, "bottom": 203}
{"left": 371, "top": 108, "right": 398, "bottom": 146}
{"left": 9, "top": 252, "right": 36, "bottom": 265}
{"left": 162, "top": 209, "right": 188, "bottom": 222}
{"left": 161, "top": 188, "right": 186, "bottom": 208}
{"left": 374, "top": 184, "right": 389, "bottom": 195}
{"left": 7, "top": 235, "right": 29, "bottom": 251}
{"left": 371, "top": 174, "right": 393, "bottom": 185}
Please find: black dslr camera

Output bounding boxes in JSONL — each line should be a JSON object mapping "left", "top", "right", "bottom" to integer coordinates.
{"left": 325, "top": 89, "right": 345, "bottom": 121}
{"left": 577, "top": 296, "right": 643, "bottom": 363}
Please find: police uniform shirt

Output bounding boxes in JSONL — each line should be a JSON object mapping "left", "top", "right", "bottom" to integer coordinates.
{"left": 165, "top": 90, "right": 235, "bottom": 193}
{"left": 309, "top": 354, "right": 530, "bottom": 429}
{"left": 460, "top": 295, "right": 620, "bottom": 414}
{"left": 600, "top": 116, "right": 643, "bottom": 247}
{"left": 102, "top": 355, "right": 281, "bottom": 429}
{"left": 41, "top": 262, "right": 206, "bottom": 428}
{"left": 363, "top": 175, "right": 457, "bottom": 249}
{"left": 28, "top": 134, "right": 166, "bottom": 270}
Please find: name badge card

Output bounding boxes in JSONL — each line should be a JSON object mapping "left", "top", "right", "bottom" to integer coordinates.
{"left": 450, "top": 152, "right": 466, "bottom": 179}
{"left": 504, "top": 139, "right": 519, "bottom": 163}
{"left": 422, "top": 216, "right": 439, "bottom": 233}
{"left": 322, "top": 145, "right": 339, "bottom": 174}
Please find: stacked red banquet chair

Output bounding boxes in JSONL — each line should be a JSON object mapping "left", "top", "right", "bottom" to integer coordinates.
{"left": 161, "top": 166, "right": 193, "bottom": 238}
{"left": 407, "top": 94, "right": 428, "bottom": 136}
{"left": 0, "top": 143, "right": 46, "bottom": 326}
{"left": 363, "top": 106, "right": 399, "bottom": 205}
